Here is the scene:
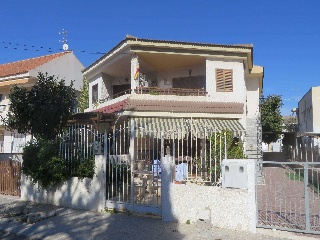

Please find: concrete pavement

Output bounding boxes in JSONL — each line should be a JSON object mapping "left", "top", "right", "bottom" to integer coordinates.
{"left": 0, "top": 194, "right": 318, "bottom": 240}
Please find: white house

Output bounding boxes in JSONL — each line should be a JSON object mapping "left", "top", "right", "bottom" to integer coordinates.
{"left": 83, "top": 35, "right": 264, "bottom": 156}
{"left": 0, "top": 51, "right": 84, "bottom": 157}
{"left": 81, "top": 35, "right": 264, "bottom": 216}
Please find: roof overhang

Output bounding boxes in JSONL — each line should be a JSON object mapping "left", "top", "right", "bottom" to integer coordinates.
{"left": 247, "top": 65, "right": 264, "bottom": 95}
{"left": 0, "top": 77, "right": 37, "bottom": 88}
{"left": 83, "top": 36, "right": 254, "bottom": 78}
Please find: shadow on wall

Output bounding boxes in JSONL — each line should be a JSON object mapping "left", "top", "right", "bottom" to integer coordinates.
{"left": 21, "top": 155, "right": 106, "bottom": 211}
{"left": 18, "top": 154, "right": 185, "bottom": 239}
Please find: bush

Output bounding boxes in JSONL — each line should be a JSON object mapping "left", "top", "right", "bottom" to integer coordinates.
{"left": 22, "top": 139, "right": 68, "bottom": 188}
{"left": 22, "top": 139, "right": 95, "bottom": 188}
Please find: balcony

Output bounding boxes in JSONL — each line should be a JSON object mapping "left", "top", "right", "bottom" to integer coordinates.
{"left": 110, "top": 87, "right": 207, "bottom": 99}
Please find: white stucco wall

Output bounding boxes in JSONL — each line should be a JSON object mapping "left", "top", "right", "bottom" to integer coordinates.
{"left": 21, "top": 155, "right": 106, "bottom": 212}
{"left": 29, "top": 52, "right": 84, "bottom": 91}
{"left": 246, "top": 77, "right": 260, "bottom": 118}
{"left": 312, "top": 87, "right": 320, "bottom": 132}
{"left": 206, "top": 59, "right": 246, "bottom": 103}
{"left": 161, "top": 156, "right": 256, "bottom": 232}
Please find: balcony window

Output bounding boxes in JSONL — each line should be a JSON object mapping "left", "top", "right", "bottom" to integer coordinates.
{"left": 172, "top": 75, "right": 205, "bottom": 89}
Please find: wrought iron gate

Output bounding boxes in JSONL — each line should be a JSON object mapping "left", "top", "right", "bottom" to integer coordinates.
{"left": 256, "top": 161, "right": 320, "bottom": 234}
{"left": 105, "top": 122, "right": 162, "bottom": 215}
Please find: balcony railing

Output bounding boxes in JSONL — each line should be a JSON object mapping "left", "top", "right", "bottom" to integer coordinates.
{"left": 98, "top": 87, "right": 208, "bottom": 106}
{"left": 134, "top": 87, "right": 207, "bottom": 96}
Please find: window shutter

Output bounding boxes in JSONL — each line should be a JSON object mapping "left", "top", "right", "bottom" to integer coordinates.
{"left": 216, "top": 69, "right": 233, "bottom": 92}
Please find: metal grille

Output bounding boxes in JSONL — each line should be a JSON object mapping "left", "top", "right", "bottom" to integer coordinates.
{"left": 105, "top": 118, "right": 246, "bottom": 215}
{"left": 59, "top": 123, "right": 104, "bottom": 175}
{"left": 257, "top": 161, "right": 320, "bottom": 234}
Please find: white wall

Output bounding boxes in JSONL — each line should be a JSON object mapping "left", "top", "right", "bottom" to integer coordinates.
{"left": 161, "top": 156, "right": 256, "bottom": 232}
{"left": 29, "top": 52, "right": 84, "bottom": 91}
{"left": 206, "top": 59, "right": 246, "bottom": 103}
{"left": 246, "top": 77, "right": 260, "bottom": 118}
{"left": 312, "top": 87, "right": 320, "bottom": 132}
{"left": 21, "top": 155, "right": 106, "bottom": 212}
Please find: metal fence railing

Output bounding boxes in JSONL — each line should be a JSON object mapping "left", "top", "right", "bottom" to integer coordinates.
{"left": 257, "top": 161, "right": 320, "bottom": 234}
{"left": 59, "top": 123, "right": 104, "bottom": 175}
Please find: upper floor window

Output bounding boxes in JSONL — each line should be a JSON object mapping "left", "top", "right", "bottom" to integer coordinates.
{"left": 92, "top": 84, "right": 98, "bottom": 104}
{"left": 172, "top": 75, "right": 205, "bottom": 89}
{"left": 216, "top": 69, "right": 233, "bottom": 92}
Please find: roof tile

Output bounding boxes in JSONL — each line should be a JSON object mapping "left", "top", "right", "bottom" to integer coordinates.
{"left": 0, "top": 52, "right": 70, "bottom": 78}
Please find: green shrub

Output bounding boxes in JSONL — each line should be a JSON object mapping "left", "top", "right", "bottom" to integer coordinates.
{"left": 76, "top": 156, "right": 95, "bottom": 179}
{"left": 22, "top": 139, "right": 95, "bottom": 188}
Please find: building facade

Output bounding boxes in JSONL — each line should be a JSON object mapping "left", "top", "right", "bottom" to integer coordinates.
{"left": 0, "top": 51, "right": 84, "bottom": 156}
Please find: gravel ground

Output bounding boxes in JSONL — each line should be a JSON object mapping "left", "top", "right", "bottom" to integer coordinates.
{"left": 0, "top": 194, "right": 318, "bottom": 240}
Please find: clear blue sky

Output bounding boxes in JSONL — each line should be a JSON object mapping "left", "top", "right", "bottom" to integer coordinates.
{"left": 1, "top": 0, "right": 320, "bottom": 116}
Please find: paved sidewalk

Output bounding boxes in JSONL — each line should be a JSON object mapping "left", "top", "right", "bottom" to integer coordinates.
{"left": 0, "top": 195, "right": 318, "bottom": 240}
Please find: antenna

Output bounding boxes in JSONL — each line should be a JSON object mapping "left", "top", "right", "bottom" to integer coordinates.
{"left": 59, "top": 29, "right": 69, "bottom": 51}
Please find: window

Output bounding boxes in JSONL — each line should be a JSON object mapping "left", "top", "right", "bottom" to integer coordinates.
{"left": 216, "top": 69, "right": 233, "bottom": 92}
{"left": 172, "top": 75, "right": 205, "bottom": 89}
{"left": 92, "top": 84, "right": 98, "bottom": 104}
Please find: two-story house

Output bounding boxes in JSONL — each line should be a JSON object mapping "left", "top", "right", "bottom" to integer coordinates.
{"left": 83, "top": 35, "right": 263, "bottom": 152}
{"left": 81, "top": 35, "right": 263, "bottom": 213}
{"left": 0, "top": 51, "right": 84, "bottom": 157}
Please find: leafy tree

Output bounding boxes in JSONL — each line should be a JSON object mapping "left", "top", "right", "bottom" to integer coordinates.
{"left": 206, "top": 129, "right": 246, "bottom": 181}
{"left": 260, "top": 95, "right": 284, "bottom": 144}
{"left": 4, "top": 72, "right": 77, "bottom": 140}
{"left": 3, "top": 72, "right": 95, "bottom": 188}
{"left": 78, "top": 77, "right": 89, "bottom": 113}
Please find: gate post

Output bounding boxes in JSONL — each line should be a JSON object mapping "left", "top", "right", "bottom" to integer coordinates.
{"left": 129, "top": 118, "right": 135, "bottom": 211}
{"left": 304, "top": 162, "right": 310, "bottom": 232}
{"left": 161, "top": 137, "right": 175, "bottom": 221}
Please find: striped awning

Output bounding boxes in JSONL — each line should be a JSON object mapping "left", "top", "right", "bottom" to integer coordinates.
{"left": 133, "top": 117, "right": 245, "bottom": 138}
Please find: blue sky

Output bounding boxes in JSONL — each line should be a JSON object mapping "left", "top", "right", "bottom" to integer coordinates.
{"left": 1, "top": 0, "right": 320, "bottom": 116}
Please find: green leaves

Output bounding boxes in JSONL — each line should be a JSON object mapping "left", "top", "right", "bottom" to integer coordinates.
{"left": 260, "top": 95, "right": 284, "bottom": 144}
{"left": 78, "top": 78, "right": 89, "bottom": 113}
{"left": 4, "top": 72, "right": 77, "bottom": 140}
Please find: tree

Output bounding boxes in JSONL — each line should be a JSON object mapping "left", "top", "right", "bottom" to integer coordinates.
{"left": 78, "top": 77, "right": 89, "bottom": 113}
{"left": 260, "top": 95, "right": 284, "bottom": 144}
{"left": 4, "top": 72, "right": 76, "bottom": 140}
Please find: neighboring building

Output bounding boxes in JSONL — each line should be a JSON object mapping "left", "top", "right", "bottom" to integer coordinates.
{"left": 298, "top": 86, "right": 320, "bottom": 133}
{"left": 0, "top": 51, "right": 84, "bottom": 155}
{"left": 83, "top": 35, "right": 264, "bottom": 158}
{"left": 296, "top": 86, "right": 320, "bottom": 161}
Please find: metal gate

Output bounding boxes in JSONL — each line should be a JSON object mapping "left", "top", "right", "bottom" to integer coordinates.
{"left": 105, "top": 118, "right": 245, "bottom": 215}
{"left": 256, "top": 161, "right": 320, "bottom": 234}
{"left": 0, "top": 160, "right": 21, "bottom": 196}
{"left": 105, "top": 122, "right": 162, "bottom": 215}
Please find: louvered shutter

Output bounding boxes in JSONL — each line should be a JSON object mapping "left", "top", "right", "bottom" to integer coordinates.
{"left": 216, "top": 69, "right": 233, "bottom": 92}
